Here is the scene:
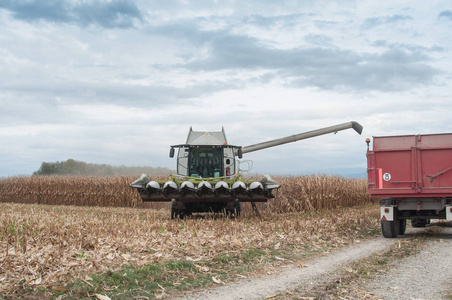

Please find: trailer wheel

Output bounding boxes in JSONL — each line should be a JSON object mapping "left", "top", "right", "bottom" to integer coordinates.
{"left": 411, "top": 219, "right": 429, "bottom": 228}
{"left": 381, "top": 219, "right": 400, "bottom": 238}
{"left": 398, "top": 219, "right": 407, "bottom": 235}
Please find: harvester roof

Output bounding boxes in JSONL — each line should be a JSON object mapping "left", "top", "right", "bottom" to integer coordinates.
{"left": 186, "top": 127, "right": 228, "bottom": 145}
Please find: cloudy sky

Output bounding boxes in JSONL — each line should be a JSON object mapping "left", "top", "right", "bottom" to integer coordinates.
{"left": 1, "top": 0, "right": 451, "bottom": 177}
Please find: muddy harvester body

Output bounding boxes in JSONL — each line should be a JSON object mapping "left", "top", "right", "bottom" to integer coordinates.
{"left": 131, "top": 121, "right": 363, "bottom": 218}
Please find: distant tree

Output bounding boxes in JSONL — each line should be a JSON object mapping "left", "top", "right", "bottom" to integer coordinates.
{"left": 33, "top": 159, "right": 174, "bottom": 176}
{"left": 62, "top": 159, "right": 86, "bottom": 175}
{"left": 33, "top": 161, "right": 63, "bottom": 175}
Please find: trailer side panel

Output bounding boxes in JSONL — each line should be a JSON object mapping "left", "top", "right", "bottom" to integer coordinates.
{"left": 367, "top": 133, "right": 452, "bottom": 198}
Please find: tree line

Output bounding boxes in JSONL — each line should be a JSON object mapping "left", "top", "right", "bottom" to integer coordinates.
{"left": 33, "top": 159, "right": 174, "bottom": 176}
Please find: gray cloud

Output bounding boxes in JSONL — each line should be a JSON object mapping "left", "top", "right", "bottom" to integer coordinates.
{"left": 242, "top": 13, "right": 308, "bottom": 28}
{"left": 0, "top": 0, "right": 142, "bottom": 28}
{"left": 304, "top": 34, "right": 334, "bottom": 46}
{"left": 293, "top": 58, "right": 438, "bottom": 91}
{"left": 156, "top": 23, "right": 440, "bottom": 92}
{"left": 438, "top": 10, "right": 452, "bottom": 20}
{"left": 0, "top": 78, "right": 246, "bottom": 114}
{"left": 372, "top": 40, "right": 444, "bottom": 53}
{"left": 361, "top": 14, "right": 413, "bottom": 30}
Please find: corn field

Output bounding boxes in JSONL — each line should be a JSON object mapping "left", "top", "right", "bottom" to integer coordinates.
{"left": 0, "top": 174, "right": 377, "bottom": 295}
{"left": 0, "top": 175, "right": 371, "bottom": 213}
{"left": 268, "top": 175, "right": 371, "bottom": 212}
{"left": 0, "top": 203, "right": 379, "bottom": 294}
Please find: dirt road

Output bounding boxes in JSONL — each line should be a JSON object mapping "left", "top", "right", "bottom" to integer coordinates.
{"left": 365, "top": 223, "right": 452, "bottom": 300}
{"left": 179, "top": 221, "right": 452, "bottom": 300}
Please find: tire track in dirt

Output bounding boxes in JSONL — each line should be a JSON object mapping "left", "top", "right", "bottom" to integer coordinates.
{"left": 364, "top": 223, "right": 452, "bottom": 300}
{"left": 178, "top": 237, "right": 398, "bottom": 300}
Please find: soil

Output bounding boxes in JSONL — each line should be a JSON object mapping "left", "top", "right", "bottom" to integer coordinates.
{"left": 365, "top": 223, "right": 452, "bottom": 300}
{"left": 178, "top": 221, "right": 452, "bottom": 300}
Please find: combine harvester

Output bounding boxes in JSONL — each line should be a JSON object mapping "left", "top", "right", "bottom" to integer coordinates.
{"left": 131, "top": 121, "right": 363, "bottom": 218}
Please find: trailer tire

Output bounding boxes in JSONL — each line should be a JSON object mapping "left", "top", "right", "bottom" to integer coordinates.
{"left": 381, "top": 219, "right": 399, "bottom": 238}
{"left": 411, "top": 219, "right": 429, "bottom": 228}
{"left": 398, "top": 219, "right": 407, "bottom": 235}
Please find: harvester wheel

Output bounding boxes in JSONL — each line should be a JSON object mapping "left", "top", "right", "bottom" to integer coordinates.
{"left": 171, "top": 200, "right": 186, "bottom": 219}
{"left": 171, "top": 200, "right": 176, "bottom": 219}
{"left": 226, "top": 200, "right": 241, "bottom": 216}
{"left": 234, "top": 199, "right": 241, "bottom": 216}
{"left": 171, "top": 208, "right": 185, "bottom": 219}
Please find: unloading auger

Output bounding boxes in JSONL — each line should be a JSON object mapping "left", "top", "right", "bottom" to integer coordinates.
{"left": 131, "top": 121, "right": 363, "bottom": 218}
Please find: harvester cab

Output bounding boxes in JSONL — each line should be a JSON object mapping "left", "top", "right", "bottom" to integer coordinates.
{"left": 131, "top": 121, "right": 363, "bottom": 218}
{"left": 169, "top": 127, "right": 243, "bottom": 178}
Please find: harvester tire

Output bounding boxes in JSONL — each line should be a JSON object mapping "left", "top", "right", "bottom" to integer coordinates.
{"left": 226, "top": 200, "right": 241, "bottom": 216}
{"left": 171, "top": 209, "right": 185, "bottom": 219}
{"left": 171, "top": 200, "right": 186, "bottom": 219}
{"left": 381, "top": 219, "right": 399, "bottom": 238}
{"left": 234, "top": 199, "right": 241, "bottom": 215}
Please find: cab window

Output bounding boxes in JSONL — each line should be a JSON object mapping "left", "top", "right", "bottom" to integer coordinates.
{"left": 189, "top": 147, "right": 223, "bottom": 178}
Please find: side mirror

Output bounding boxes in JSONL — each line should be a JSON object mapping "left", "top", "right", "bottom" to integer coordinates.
{"left": 238, "top": 148, "right": 243, "bottom": 159}
{"left": 238, "top": 160, "right": 253, "bottom": 172}
{"left": 169, "top": 148, "right": 175, "bottom": 158}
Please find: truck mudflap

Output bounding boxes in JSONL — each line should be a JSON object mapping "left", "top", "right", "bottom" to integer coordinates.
{"left": 447, "top": 205, "right": 452, "bottom": 221}
{"left": 381, "top": 206, "right": 395, "bottom": 221}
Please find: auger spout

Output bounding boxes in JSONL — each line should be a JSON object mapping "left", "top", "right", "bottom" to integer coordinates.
{"left": 241, "top": 121, "right": 363, "bottom": 154}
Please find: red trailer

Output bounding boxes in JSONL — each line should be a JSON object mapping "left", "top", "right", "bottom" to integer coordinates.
{"left": 366, "top": 133, "right": 452, "bottom": 238}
